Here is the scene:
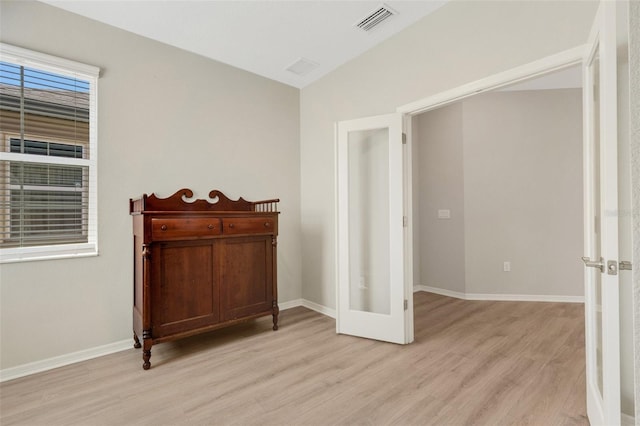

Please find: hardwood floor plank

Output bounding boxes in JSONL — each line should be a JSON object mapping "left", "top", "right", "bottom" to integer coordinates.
{"left": 0, "top": 292, "right": 586, "bottom": 425}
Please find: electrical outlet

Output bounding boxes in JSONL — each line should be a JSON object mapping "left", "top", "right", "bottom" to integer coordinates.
{"left": 503, "top": 261, "right": 511, "bottom": 272}
{"left": 437, "top": 209, "right": 451, "bottom": 219}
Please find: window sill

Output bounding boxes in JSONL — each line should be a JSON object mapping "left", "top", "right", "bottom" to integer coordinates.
{"left": 0, "top": 243, "right": 98, "bottom": 264}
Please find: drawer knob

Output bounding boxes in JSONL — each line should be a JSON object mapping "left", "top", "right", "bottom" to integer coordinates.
{"left": 160, "top": 225, "right": 167, "bottom": 231}
{"left": 229, "top": 223, "right": 234, "bottom": 228}
{"left": 264, "top": 222, "right": 270, "bottom": 227}
{"left": 208, "top": 224, "right": 214, "bottom": 230}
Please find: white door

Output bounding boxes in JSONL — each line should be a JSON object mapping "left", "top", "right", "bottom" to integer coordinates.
{"left": 336, "top": 113, "right": 413, "bottom": 344}
{"left": 582, "top": 1, "right": 620, "bottom": 424}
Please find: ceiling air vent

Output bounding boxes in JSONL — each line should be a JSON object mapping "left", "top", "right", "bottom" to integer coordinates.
{"left": 356, "top": 4, "right": 397, "bottom": 32}
{"left": 286, "top": 57, "right": 319, "bottom": 76}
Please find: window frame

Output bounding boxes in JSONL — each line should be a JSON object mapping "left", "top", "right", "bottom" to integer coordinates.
{"left": 0, "top": 43, "right": 99, "bottom": 263}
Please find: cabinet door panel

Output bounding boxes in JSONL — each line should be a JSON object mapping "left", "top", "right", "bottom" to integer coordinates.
{"left": 220, "top": 236, "right": 273, "bottom": 320}
{"left": 151, "top": 242, "right": 219, "bottom": 337}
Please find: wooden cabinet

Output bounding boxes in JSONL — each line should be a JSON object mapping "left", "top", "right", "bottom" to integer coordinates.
{"left": 130, "top": 189, "right": 279, "bottom": 370}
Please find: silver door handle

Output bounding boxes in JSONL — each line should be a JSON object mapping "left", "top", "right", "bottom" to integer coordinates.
{"left": 582, "top": 256, "right": 604, "bottom": 272}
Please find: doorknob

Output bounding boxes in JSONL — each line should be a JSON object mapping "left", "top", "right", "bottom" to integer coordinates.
{"left": 582, "top": 256, "right": 604, "bottom": 272}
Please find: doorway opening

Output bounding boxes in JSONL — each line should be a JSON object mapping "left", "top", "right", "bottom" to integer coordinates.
{"left": 410, "top": 64, "right": 584, "bottom": 303}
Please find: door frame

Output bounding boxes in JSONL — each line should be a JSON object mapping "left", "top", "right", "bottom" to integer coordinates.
{"left": 397, "top": 46, "right": 584, "bottom": 116}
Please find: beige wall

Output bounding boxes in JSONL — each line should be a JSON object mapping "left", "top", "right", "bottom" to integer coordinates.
{"left": 414, "top": 103, "right": 466, "bottom": 294}
{"left": 0, "top": 0, "right": 301, "bottom": 370}
{"left": 415, "top": 89, "right": 583, "bottom": 298}
{"left": 463, "top": 89, "right": 583, "bottom": 297}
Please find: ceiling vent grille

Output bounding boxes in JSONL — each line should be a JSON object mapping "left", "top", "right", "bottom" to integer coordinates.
{"left": 286, "top": 58, "right": 319, "bottom": 76}
{"left": 356, "top": 4, "right": 397, "bottom": 32}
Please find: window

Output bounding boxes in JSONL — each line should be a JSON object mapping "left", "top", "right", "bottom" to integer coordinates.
{"left": 0, "top": 44, "right": 99, "bottom": 262}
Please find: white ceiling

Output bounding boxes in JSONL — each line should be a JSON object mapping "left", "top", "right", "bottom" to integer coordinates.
{"left": 39, "top": 0, "right": 447, "bottom": 89}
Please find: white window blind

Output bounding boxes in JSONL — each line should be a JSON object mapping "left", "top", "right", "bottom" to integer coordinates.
{"left": 0, "top": 44, "right": 99, "bottom": 262}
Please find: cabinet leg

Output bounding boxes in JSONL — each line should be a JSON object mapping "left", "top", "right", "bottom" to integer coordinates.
{"left": 142, "top": 350, "right": 151, "bottom": 370}
{"left": 142, "top": 349, "right": 151, "bottom": 370}
{"left": 142, "top": 339, "right": 152, "bottom": 370}
{"left": 272, "top": 301, "right": 279, "bottom": 331}
{"left": 133, "top": 333, "right": 141, "bottom": 349}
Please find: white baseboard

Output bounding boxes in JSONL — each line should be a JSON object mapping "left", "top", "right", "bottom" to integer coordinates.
{"left": 279, "top": 298, "right": 304, "bottom": 310}
{"left": 415, "top": 285, "right": 466, "bottom": 299}
{"left": 280, "top": 298, "right": 336, "bottom": 318}
{"left": 416, "top": 285, "right": 584, "bottom": 303}
{"left": 466, "top": 293, "right": 584, "bottom": 303}
{"left": 301, "top": 299, "right": 336, "bottom": 318}
{"left": 280, "top": 298, "right": 337, "bottom": 317}
{"left": 1, "top": 298, "right": 332, "bottom": 383}
{"left": 0, "top": 339, "right": 132, "bottom": 383}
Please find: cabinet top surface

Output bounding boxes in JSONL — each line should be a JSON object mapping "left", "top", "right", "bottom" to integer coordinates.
{"left": 130, "top": 189, "right": 279, "bottom": 215}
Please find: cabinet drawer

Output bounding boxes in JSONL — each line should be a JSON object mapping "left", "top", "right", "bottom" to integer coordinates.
{"left": 223, "top": 217, "right": 275, "bottom": 235}
{"left": 151, "top": 218, "right": 221, "bottom": 240}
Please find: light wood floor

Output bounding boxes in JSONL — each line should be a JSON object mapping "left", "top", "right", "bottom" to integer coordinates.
{"left": 0, "top": 292, "right": 587, "bottom": 425}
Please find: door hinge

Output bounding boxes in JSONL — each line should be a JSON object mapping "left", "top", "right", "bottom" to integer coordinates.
{"left": 404, "top": 299, "right": 408, "bottom": 310}
{"left": 620, "top": 261, "right": 632, "bottom": 271}
{"left": 403, "top": 216, "right": 408, "bottom": 227}
{"left": 402, "top": 133, "right": 407, "bottom": 144}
